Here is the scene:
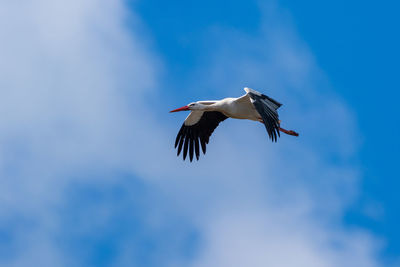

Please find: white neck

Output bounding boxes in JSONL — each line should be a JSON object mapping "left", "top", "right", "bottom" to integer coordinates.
{"left": 195, "top": 101, "right": 221, "bottom": 112}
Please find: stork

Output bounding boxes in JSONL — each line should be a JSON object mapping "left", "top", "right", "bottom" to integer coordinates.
{"left": 170, "top": 87, "right": 298, "bottom": 161}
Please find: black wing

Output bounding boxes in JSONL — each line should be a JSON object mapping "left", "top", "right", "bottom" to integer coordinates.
{"left": 248, "top": 91, "right": 282, "bottom": 142}
{"left": 174, "top": 111, "right": 228, "bottom": 161}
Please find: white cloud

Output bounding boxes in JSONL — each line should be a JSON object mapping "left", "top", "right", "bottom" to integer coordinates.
{"left": 0, "top": 0, "right": 160, "bottom": 265}
{"left": 0, "top": 0, "right": 384, "bottom": 267}
{"left": 190, "top": 212, "right": 379, "bottom": 267}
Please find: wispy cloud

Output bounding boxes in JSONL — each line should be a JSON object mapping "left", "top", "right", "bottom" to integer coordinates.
{"left": 0, "top": 0, "right": 383, "bottom": 266}
{"left": 0, "top": 0, "right": 159, "bottom": 265}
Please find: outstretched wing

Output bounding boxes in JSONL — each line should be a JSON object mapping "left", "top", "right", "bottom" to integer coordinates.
{"left": 245, "top": 87, "right": 282, "bottom": 142}
{"left": 175, "top": 111, "right": 228, "bottom": 161}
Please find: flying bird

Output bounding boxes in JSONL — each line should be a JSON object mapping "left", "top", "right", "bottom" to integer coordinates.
{"left": 170, "top": 87, "right": 299, "bottom": 161}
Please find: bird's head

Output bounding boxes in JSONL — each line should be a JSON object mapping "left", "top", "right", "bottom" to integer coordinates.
{"left": 170, "top": 102, "right": 203, "bottom": 112}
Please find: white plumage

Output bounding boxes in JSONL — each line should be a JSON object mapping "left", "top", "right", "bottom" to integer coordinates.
{"left": 170, "top": 87, "right": 298, "bottom": 161}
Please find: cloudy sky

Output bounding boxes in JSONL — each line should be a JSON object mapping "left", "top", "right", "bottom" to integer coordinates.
{"left": 0, "top": 0, "right": 399, "bottom": 266}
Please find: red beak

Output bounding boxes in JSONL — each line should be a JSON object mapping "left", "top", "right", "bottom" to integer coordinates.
{"left": 170, "top": 105, "right": 190, "bottom": 113}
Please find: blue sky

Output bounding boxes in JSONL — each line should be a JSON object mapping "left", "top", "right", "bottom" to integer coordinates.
{"left": 0, "top": 0, "right": 399, "bottom": 266}
{"left": 274, "top": 0, "right": 400, "bottom": 259}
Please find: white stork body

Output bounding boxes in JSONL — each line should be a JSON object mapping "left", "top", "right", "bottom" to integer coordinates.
{"left": 213, "top": 96, "right": 261, "bottom": 121}
{"left": 170, "top": 87, "right": 298, "bottom": 161}
{"left": 185, "top": 96, "right": 259, "bottom": 126}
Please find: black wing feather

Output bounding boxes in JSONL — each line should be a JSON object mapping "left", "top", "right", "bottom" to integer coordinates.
{"left": 175, "top": 127, "right": 183, "bottom": 148}
{"left": 183, "top": 133, "right": 189, "bottom": 160}
{"left": 189, "top": 131, "right": 194, "bottom": 162}
{"left": 249, "top": 92, "right": 281, "bottom": 142}
{"left": 200, "top": 136, "right": 207, "bottom": 154}
{"left": 194, "top": 134, "right": 200, "bottom": 160}
{"left": 177, "top": 129, "right": 185, "bottom": 156}
{"left": 175, "top": 111, "right": 228, "bottom": 161}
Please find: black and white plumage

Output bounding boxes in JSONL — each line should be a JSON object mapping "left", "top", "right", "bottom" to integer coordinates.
{"left": 174, "top": 111, "right": 227, "bottom": 161}
{"left": 247, "top": 89, "right": 282, "bottom": 142}
{"left": 170, "top": 87, "right": 298, "bottom": 161}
